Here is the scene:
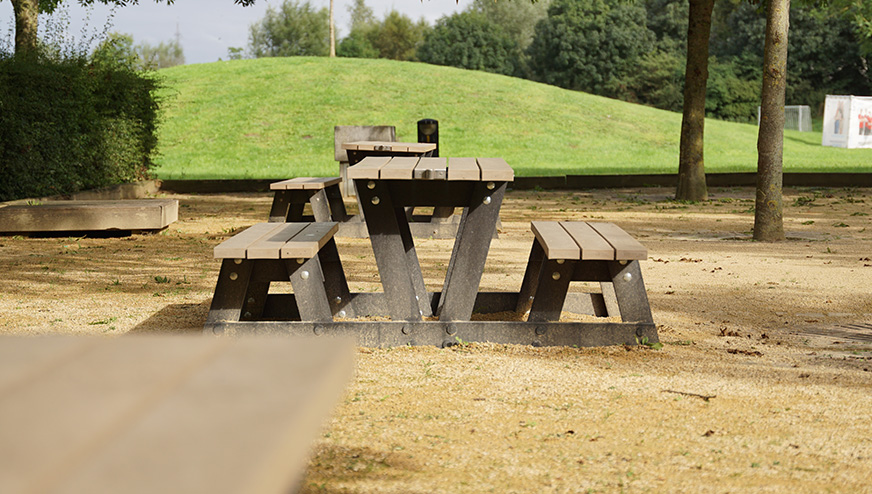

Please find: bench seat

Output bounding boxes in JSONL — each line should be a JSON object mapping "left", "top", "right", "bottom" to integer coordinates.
{"left": 268, "top": 177, "right": 349, "bottom": 223}
{"left": 207, "top": 222, "right": 354, "bottom": 326}
{"left": 518, "top": 221, "right": 653, "bottom": 324}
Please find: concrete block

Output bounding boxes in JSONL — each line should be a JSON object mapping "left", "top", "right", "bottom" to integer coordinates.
{"left": 0, "top": 199, "right": 178, "bottom": 233}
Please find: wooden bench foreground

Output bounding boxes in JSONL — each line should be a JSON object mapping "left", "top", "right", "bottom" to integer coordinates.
{"left": 0, "top": 199, "right": 178, "bottom": 234}
{"left": 0, "top": 335, "right": 355, "bottom": 494}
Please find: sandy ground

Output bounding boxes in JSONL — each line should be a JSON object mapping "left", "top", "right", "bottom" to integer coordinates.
{"left": 2, "top": 186, "right": 872, "bottom": 492}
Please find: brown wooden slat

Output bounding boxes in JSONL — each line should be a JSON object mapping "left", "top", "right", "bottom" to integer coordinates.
{"left": 447, "top": 158, "right": 480, "bottom": 181}
{"left": 346, "top": 156, "right": 392, "bottom": 180}
{"left": 214, "top": 223, "right": 285, "bottom": 259}
{"left": 269, "top": 178, "right": 307, "bottom": 190}
{"left": 413, "top": 157, "right": 448, "bottom": 180}
{"left": 560, "top": 222, "right": 615, "bottom": 260}
{"left": 477, "top": 158, "right": 514, "bottom": 181}
{"left": 380, "top": 157, "right": 420, "bottom": 180}
{"left": 532, "top": 221, "right": 580, "bottom": 259}
{"left": 297, "top": 177, "right": 342, "bottom": 190}
{"left": 247, "top": 223, "right": 309, "bottom": 259}
{"left": 341, "top": 141, "right": 435, "bottom": 153}
{"left": 587, "top": 222, "right": 648, "bottom": 260}
{"left": 281, "top": 222, "right": 339, "bottom": 258}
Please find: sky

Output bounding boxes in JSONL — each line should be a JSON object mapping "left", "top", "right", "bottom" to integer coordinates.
{"left": 0, "top": 0, "right": 471, "bottom": 64}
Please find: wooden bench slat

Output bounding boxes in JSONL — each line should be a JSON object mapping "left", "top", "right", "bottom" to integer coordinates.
{"left": 531, "top": 221, "right": 580, "bottom": 259}
{"left": 346, "top": 156, "right": 392, "bottom": 180}
{"left": 342, "top": 141, "right": 436, "bottom": 153}
{"left": 380, "top": 157, "right": 420, "bottom": 180}
{"left": 447, "top": 158, "right": 480, "bottom": 181}
{"left": 214, "top": 223, "right": 286, "bottom": 259}
{"left": 247, "top": 223, "right": 309, "bottom": 259}
{"left": 477, "top": 158, "right": 514, "bottom": 182}
{"left": 269, "top": 177, "right": 342, "bottom": 191}
{"left": 586, "top": 222, "right": 648, "bottom": 260}
{"left": 560, "top": 222, "right": 615, "bottom": 260}
{"left": 413, "top": 157, "right": 448, "bottom": 180}
{"left": 281, "top": 222, "right": 339, "bottom": 259}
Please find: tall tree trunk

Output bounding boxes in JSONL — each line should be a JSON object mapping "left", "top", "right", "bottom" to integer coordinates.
{"left": 754, "top": 0, "right": 790, "bottom": 242}
{"left": 12, "top": 0, "right": 39, "bottom": 57}
{"left": 329, "top": 0, "right": 336, "bottom": 57}
{"left": 675, "top": 0, "right": 714, "bottom": 202}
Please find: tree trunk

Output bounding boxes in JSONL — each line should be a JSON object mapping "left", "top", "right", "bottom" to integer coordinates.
{"left": 675, "top": 0, "right": 714, "bottom": 202}
{"left": 754, "top": 0, "right": 790, "bottom": 242}
{"left": 12, "top": 0, "right": 39, "bottom": 57}
{"left": 329, "top": 0, "right": 336, "bottom": 57}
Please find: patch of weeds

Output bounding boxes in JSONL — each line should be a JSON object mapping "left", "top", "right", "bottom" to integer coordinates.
{"left": 636, "top": 336, "right": 664, "bottom": 350}
{"left": 801, "top": 220, "right": 815, "bottom": 225}
{"left": 793, "top": 196, "right": 816, "bottom": 207}
{"left": 833, "top": 222, "right": 849, "bottom": 228}
{"left": 851, "top": 212, "right": 869, "bottom": 217}
{"left": 154, "top": 275, "right": 171, "bottom": 284}
{"left": 88, "top": 316, "right": 118, "bottom": 326}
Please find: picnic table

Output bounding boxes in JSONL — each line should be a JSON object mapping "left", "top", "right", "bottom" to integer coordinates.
{"left": 341, "top": 141, "right": 436, "bottom": 166}
{"left": 204, "top": 156, "right": 658, "bottom": 348}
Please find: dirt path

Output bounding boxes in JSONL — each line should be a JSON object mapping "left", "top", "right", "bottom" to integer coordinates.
{"left": 2, "top": 186, "right": 871, "bottom": 492}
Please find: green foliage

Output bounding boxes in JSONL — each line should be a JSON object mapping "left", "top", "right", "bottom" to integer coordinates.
{"left": 417, "top": 12, "right": 519, "bottom": 76}
{"left": 366, "top": 10, "right": 429, "bottom": 61}
{"left": 705, "top": 58, "right": 760, "bottom": 123}
{"left": 248, "top": 0, "right": 329, "bottom": 58}
{"left": 136, "top": 38, "right": 185, "bottom": 69}
{"left": 336, "top": 30, "right": 378, "bottom": 59}
{"left": 527, "top": 0, "right": 654, "bottom": 99}
{"left": 0, "top": 48, "right": 160, "bottom": 201}
{"left": 623, "top": 49, "right": 685, "bottom": 112}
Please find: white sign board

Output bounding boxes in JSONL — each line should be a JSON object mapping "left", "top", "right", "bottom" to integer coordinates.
{"left": 822, "top": 95, "right": 872, "bottom": 148}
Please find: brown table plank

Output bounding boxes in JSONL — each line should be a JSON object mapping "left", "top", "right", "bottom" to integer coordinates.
{"left": 247, "top": 223, "right": 309, "bottom": 260}
{"left": 281, "top": 222, "right": 340, "bottom": 258}
{"left": 413, "top": 157, "right": 448, "bottom": 180}
{"left": 560, "top": 222, "right": 615, "bottom": 260}
{"left": 270, "top": 177, "right": 342, "bottom": 191}
{"left": 214, "top": 223, "right": 286, "bottom": 259}
{"left": 346, "top": 156, "right": 392, "bottom": 180}
{"left": 379, "top": 157, "right": 420, "bottom": 180}
{"left": 447, "top": 158, "right": 481, "bottom": 181}
{"left": 532, "top": 221, "right": 580, "bottom": 259}
{"left": 477, "top": 158, "right": 514, "bottom": 182}
{"left": 587, "top": 222, "right": 648, "bottom": 260}
{"left": 342, "top": 141, "right": 435, "bottom": 153}
{"left": 0, "top": 336, "right": 354, "bottom": 494}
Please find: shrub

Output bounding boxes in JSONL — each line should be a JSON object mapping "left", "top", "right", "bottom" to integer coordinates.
{"left": 0, "top": 49, "right": 159, "bottom": 201}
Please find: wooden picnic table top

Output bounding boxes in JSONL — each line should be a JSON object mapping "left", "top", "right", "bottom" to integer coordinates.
{"left": 347, "top": 156, "right": 514, "bottom": 182}
{"left": 0, "top": 335, "right": 354, "bottom": 494}
{"left": 341, "top": 141, "right": 436, "bottom": 153}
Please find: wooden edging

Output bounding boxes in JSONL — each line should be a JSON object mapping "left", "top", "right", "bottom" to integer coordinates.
{"left": 158, "top": 173, "right": 872, "bottom": 194}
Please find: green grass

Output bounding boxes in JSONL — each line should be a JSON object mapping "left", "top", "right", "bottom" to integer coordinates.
{"left": 153, "top": 57, "right": 872, "bottom": 179}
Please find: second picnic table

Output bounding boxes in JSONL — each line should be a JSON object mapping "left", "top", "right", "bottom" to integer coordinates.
{"left": 348, "top": 156, "right": 513, "bottom": 321}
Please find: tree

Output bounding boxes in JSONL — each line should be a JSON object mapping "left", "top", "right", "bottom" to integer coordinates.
{"left": 137, "top": 38, "right": 185, "bottom": 68}
{"left": 470, "top": 0, "right": 549, "bottom": 76}
{"left": 3, "top": 0, "right": 254, "bottom": 57}
{"left": 675, "top": 0, "right": 714, "bottom": 202}
{"left": 367, "top": 10, "right": 428, "bottom": 61}
{"left": 248, "top": 0, "right": 329, "bottom": 57}
{"left": 337, "top": 0, "right": 378, "bottom": 58}
{"left": 753, "top": 0, "right": 789, "bottom": 241}
{"left": 417, "top": 12, "right": 519, "bottom": 76}
{"left": 527, "top": 0, "right": 653, "bottom": 98}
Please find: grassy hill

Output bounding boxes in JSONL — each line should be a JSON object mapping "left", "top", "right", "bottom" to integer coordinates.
{"left": 154, "top": 57, "right": 871, "bottom": 179}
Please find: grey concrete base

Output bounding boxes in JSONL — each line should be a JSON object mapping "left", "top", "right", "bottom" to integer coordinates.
{"left": 0, "top": 199, "right": 178, "bottom": 234}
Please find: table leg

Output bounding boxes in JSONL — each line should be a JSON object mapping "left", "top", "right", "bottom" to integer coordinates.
{"left": 528, "top": 259, "right": 575, "bottom": 322}
{"left": 319, "top": 237, "right": 355, "bottom": 318}
{"left": 437, "top": 181, "right": 506, "bottom": 321}
{"left": 325, "top": 184, "right": 349, "bottom": 222}
{"left": 286, "top": 257, "right": 333, "bottom": 322}
{"left": 354, "top": 180, "right": 423, "bottom": 321}
{"left": 207, "top": 259, "right": 254, "bottom": 324}
{"left": 309, "top": 189, "right": 332, "bottom": 222}
{"left": 516, "top": 240, "right": 546, "bottom": 314}
{"left": 268, "top": 191, "right": 291, "bottom": 222}
{"left": 607, "top": 261, "right": 653, "bottom": 323}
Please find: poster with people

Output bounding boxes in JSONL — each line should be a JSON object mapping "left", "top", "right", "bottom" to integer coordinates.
{"left": 822, "top": 95, "right": 872, "bottom": 148}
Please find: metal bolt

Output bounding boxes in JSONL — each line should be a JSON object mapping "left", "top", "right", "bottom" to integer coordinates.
{"left": 247, "top": 297, "right": 255, "bottom": 305}
{"left": 419, "top": 310, "right": 424, "bottom": 316}
{"left": 234, "top": 259, "right": 243, "bottom": 265}
{"left": 300, "top": 270, "right": 310, "bottom": 280}
{"left": 556, "top": 259, "right": 564, "bottom": 264}
{"left": 535, "top": 326, "right": 547, "bottom": 336}
{"left": 372, "top": 196, "right": 380, "bottom": 205}
{"left": 338, "top": 310, "right": 346, "bottom": 318}
{"left": 243, "top": 311, "right": 252, "bottom": 319}
{"left": 367, "top": 180, "right": 376, "bottom": 190}
{"left": 212, "top": 326, "right": 225, "bottom": 335}
{"left": 623, "top": 272, "right": 633, "bottom": 282}
{"left": 401, "top": 325, "right": 410, "bottom": 335}
{"left": 229, "top": 272, "right": 238, "bottom": 281}
{"left": 532, "top": 340, "right": 542, "bottom": 348}
{"left": 552, "top": 272, "right": 561, "bottom": 280}
{"left": 334, "top": 296, "right": 342, "bottom": 304}
{"left": 297, "top": 258, "right": 305, "bottom": 264}
{"left": 487, "top": 181, "right": 495, "bottom": 190}
{"left": 446, "top": 323, "right": 457, "bottom": 336}
{"left": 619, "top": 260, "right": 628, "bottom": 265}
{"left": 483, "top": 196, "right": 492, "bottom": 205}
{"left": 313, "top": 325, "right": 322, "bottom": 336}
{"left": 636, "top": 327, "right": 645, "bottom": 337}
